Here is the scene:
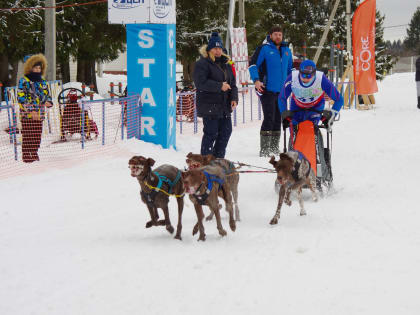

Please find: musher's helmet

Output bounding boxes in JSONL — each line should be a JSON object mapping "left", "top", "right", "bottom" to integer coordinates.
{"left": 299, "top": 59, "right": 316, "bottom": 79}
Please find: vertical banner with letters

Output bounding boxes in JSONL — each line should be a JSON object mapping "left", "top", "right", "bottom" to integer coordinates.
{"left": 352, "top": 0, "right": 378, "bottom": 95}
{"left": 127, "top": 24, "right": 176, "bottom": 149}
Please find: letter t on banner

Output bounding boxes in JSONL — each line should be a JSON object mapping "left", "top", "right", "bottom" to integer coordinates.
{"left": 127, "top": 24, "right": 177, "bottom": 149}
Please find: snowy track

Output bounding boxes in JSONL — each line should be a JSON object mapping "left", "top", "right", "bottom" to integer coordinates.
{"left": 1, "top": 73, "right": 420, "bottom": 314}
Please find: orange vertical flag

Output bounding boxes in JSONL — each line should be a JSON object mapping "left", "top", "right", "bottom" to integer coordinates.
{"left": 352, "top": 0, "right": 378, "bottom": 95}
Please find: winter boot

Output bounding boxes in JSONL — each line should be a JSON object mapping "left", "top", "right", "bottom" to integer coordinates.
{"left": 259, "top": 131, "right": 271, "bottom": 157}
{"left": 270, "top": 130, "right": 281, "bottom": 155}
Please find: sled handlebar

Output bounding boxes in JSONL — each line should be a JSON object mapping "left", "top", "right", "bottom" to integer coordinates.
{"left": 290, "top": 108, "right": 340, "bottom": 133}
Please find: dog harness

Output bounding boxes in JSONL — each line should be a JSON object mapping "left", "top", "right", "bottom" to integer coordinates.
{"left": 193, "top": 171, "right": 224, "bottom": 205}
{"left": 290, "top": 150, "right": 311, "bottom": 181}
{"left": 141, "top": 170, "right": 182, "bottom": 206}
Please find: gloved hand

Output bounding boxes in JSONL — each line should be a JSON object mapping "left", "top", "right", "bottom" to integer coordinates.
{"left": 281, "top": 110, "right": 293, "bottom": 129}
{"left": 321, "top": 109, "right": 333, "bottom": 127}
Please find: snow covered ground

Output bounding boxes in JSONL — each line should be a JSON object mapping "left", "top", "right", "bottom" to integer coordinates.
{"left": 1, "top": 73, "right": 419, "bottom": 315}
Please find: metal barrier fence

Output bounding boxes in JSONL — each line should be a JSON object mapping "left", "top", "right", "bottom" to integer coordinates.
{"left": 0, "top": 84, "right": 140, "bottom": 178}
{"left": 176, "top": 86, "right": 262, "bottom": 135}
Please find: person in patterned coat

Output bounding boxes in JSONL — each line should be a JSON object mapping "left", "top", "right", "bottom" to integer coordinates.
{"left": 17, "top": 54, "right": 53, "bottom": 163}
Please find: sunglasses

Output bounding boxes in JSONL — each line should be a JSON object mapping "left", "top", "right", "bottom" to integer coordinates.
{"left": 300, "top": 66, "right": 315, "bottom": 79}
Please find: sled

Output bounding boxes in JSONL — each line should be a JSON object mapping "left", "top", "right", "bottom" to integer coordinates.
{"left": 57, "top": 88, "right": 99, "bottom": 141}
{"left": 275, "top": 109, "right": 339, "bottom": 195}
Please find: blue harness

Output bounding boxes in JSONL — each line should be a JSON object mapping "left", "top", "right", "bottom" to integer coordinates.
{"left": 153, "top": 170, "right": 181, "bottom": 194}
{"left": 141, "top": 170, "right": 182, "bottom": 206}
{"left": 193, "top": 171, "right": 225, "bottom": 205}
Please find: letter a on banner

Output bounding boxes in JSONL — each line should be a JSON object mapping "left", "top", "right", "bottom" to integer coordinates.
{"left": 352, "top": 0, "right": 378, "bottom": 95}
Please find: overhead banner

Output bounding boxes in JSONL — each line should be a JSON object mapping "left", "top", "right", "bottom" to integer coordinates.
{"left": 352, "top": 0, "right": 378, "bottom": 95}
{"left": 127, "top": 24, "right": 176, "bottom": 149}
{"left": 108, "top": 0, "right": 176, "bottom": 24}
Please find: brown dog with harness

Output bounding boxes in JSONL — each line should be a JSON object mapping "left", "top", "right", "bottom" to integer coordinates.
{"left": 129, "top": 156, "right": 185, "bottom": 240}
{"left": 269, "top": 151, "right": 318, "bottom": 225}
{"left": 186, "top": 152, "right": 240, "bottom": 221}
{"left": 182, "top": 165, "right": 236, "bottom": 241}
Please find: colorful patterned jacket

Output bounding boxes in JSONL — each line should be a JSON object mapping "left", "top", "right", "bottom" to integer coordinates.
{"left": 17, "top": 76, "right": 51, "bottom": 120}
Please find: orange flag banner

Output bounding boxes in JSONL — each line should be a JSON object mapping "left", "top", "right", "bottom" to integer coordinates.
{"left": 352, "top": 0, "right": 378, "bottom": 95}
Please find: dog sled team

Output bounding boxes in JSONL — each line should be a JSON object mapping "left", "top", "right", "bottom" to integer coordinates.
{"left": 128, "top": 27, "right": 344, "bottom": 241}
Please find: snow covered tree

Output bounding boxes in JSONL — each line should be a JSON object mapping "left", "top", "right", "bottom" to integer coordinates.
{"left": 55, "top": 1, "right": 126, "bottom": 87}
{"left": 0, "top": 0, "right": 43, "bottom": 86}
{"left": 176, "top": 0, "right": 229, "bottom": 83}
{"left": 404, "top": 6, "right": 420, "bottom": 54}
{"left": 375, "top": 10, "right": 396, "bottom": 80}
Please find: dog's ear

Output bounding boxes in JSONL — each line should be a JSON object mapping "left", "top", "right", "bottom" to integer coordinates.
{"left": 279, "top": 153, "right": 293, "bottom": 163}
{"left": 269, "top": 156, "right": 277, "bottom": 166}
{"left": 146, "top": 158, "right": 155, "bottom": 167}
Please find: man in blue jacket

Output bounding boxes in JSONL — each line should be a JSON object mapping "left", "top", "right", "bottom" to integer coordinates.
{"left": 249, "top": 26, "right": 293, "bottom": 157}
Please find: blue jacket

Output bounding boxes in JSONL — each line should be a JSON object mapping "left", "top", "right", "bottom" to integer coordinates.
{"left": 279, "top": 72, "right": 344, "bottom": 124}
{"left": 248, "top": 37, "right": 293, "bottom": 93}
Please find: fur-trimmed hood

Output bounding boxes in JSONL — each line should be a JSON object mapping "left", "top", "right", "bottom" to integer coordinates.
{"left": 199, "top": 45, "right": 230, "bottom": 63}
{"left": 23, "top": 54, "right": 48, "bottom": 76}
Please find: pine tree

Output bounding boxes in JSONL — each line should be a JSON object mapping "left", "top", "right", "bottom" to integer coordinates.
{"left": 0, "top": 0, "right": 43, "bottom": 86}
{"left": 375, "top": 10, "right": 395, "bottom": 79}
{"left": 176, "top": 0, "right": 229, "bottom": 84}
{"left": 56, "top": 1, "right": 126, "bottom": 87}
{"left": 404, "top": 6, "right": 420, "bottom": 54}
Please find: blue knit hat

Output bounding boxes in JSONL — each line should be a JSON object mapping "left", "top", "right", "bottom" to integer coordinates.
{"left": 207, "top": 32, "right": 224, "bottom": 51}
{"left": 299, "top": 59, "right": 317, "bottom": 78}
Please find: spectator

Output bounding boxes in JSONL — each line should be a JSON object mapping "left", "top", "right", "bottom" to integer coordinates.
{"left": 416, "top": 56, "right": 420, "bottom": 109}
{"left": 249, "top": 26, "right": 293, "bottom": 157}
{"left": 17, "top": 54, "right": 53, "bottom": 163}
{"left": 193, "top": 32, "right": 238, "bottom": 158}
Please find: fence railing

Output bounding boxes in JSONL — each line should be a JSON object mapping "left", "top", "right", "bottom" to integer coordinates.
{"left": 0, "top": 83, "right": 140, "bottom": 178}
{"left": 176, "top": 86, "right": 262, "bottom": 135}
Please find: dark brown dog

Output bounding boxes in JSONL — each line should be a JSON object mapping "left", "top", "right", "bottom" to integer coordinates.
{"left": 268, "top": 152, "right": 318, "bottom": 225}
{"left": 182, "top": 165, "right": 236, "bottom": 241}
{"left": 186, "top": 152, "right": 240, "bottom": 221}
{"left": 129, "top": 156, "right": 185, "bottom": 240}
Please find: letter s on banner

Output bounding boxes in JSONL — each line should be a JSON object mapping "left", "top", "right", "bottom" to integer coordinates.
{"left": 352, "top": 0, "right": 377, "bottom": 95}
{"left": 139, "top": 30, "right": 154, "bottom": 48}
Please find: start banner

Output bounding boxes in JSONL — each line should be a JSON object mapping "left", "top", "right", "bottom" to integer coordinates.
{"left": 352, "top": 0, "right": 378, "bottom": 95}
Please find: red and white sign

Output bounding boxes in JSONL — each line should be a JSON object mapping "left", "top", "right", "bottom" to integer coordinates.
{"left": 229, "top": 27, "right": 251, "bottom": 86}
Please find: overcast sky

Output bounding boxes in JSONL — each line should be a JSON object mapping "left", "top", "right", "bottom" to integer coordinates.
{"left": 376, "top": 0, "right": 419, "bottom": 42}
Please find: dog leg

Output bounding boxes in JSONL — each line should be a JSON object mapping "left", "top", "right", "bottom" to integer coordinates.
{"left": 145, "top": 205, "right": 158, "bottom": 228}
{"left": 231, "top": 179, "right": 240, "bottom": 221}
{"left": 161, "top": 205, "right": 174, "bottom": 234}
{"left": 270, "top": 185, "right": 287, "bottom": 225}
{"left": 284, "top": 188, "right": 292, "bottom": 206}
{"left": 211, "top": 203, "right": 227, "bottom": 237}
{"left": 297, "top": 187, "right": 306, "bottom": 216}
{"left": 174, "top": 197, "right": 184, "bottom": 240}
{"left": 206, "top": 211, "right": 214, "bottom": 221}
{"left": 193, "top": 203, "right": 206, "bottom": 241}
{"left": 222, "top": 184, "right": 236, "bottom": 232}
{"left": 307, "top": 177, "right": 318, "bottom": 202}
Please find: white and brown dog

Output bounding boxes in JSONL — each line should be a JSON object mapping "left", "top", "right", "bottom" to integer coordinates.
{"left": 269, "top": 151, "right": 318, "bottom": 225}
